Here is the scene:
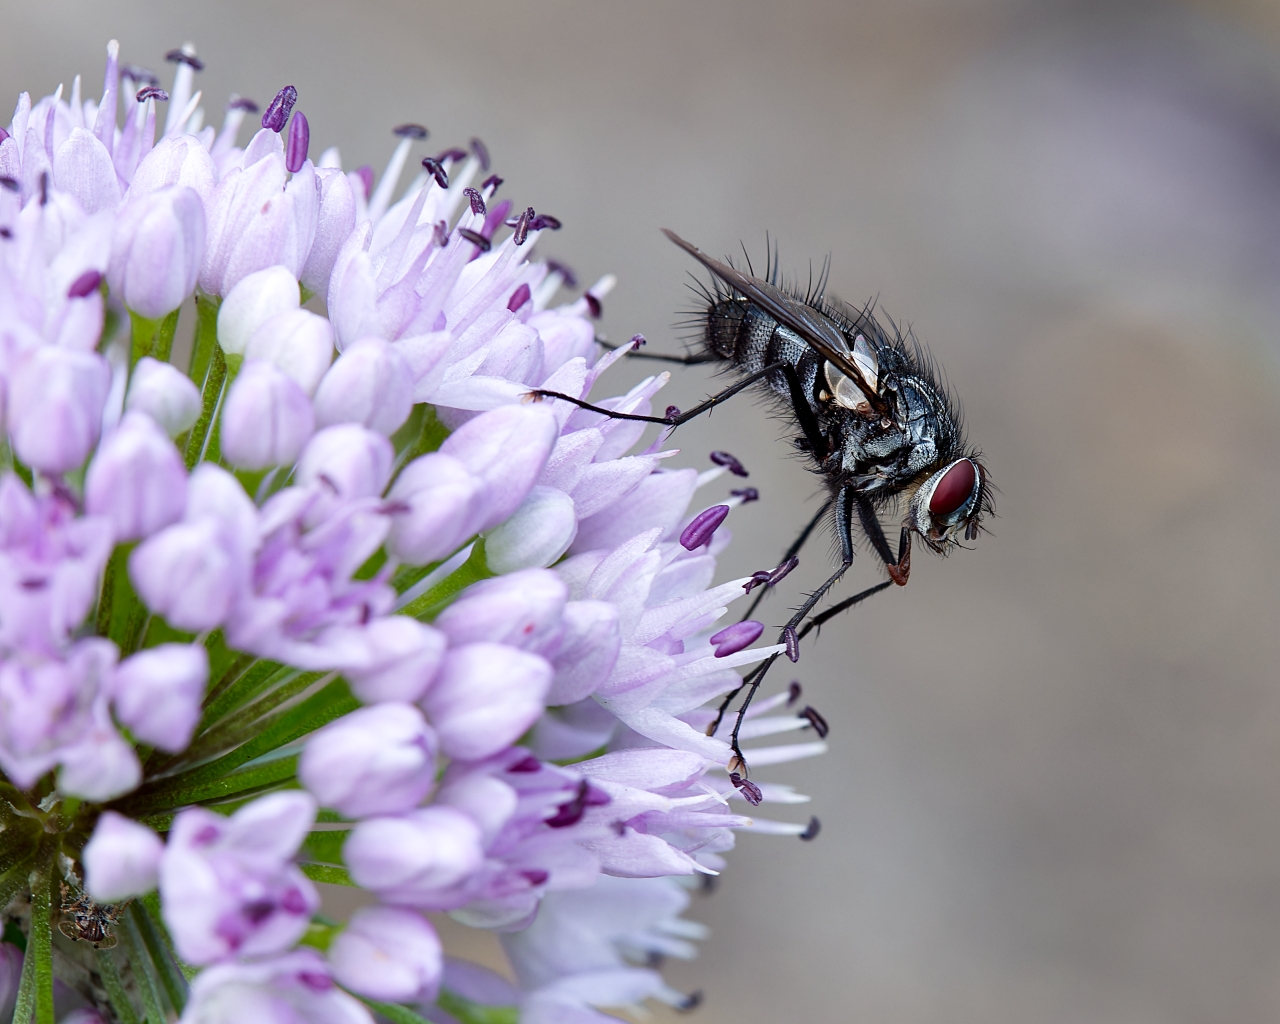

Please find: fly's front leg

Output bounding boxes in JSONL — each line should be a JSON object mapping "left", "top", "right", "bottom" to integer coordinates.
{"left": 856, "top": 495, "right": 911, "bottom": 586}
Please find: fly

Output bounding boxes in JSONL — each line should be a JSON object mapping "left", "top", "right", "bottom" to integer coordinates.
{"left": 530, "top": 230, "right": 993, "bottom": 777}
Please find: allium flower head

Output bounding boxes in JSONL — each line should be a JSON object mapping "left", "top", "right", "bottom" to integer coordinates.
{"left": 0, "top": 38, "right": 833, "bottom": 1024}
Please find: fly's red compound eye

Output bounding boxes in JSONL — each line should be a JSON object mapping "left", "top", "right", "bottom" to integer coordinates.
{"left": 928, "top": 459, "right": 976, "bottom": 517}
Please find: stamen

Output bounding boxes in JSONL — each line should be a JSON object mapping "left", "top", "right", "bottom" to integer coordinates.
{"left": 680, "top": 505, "right": 730, "bottom": 551}
{"left": 432, "top": 221, "right": 448, "bottom": 247}
{"left": 0, "top": 128, "right": 8, "bottom": 144}
{"left": 420, "top": 156, "right": 448, "bottom": 189}
{"left": 709, "top": 619, "right": 763, "bottom": 658}
{"left": 136, "top": 87, "right": 168, "bottom": 103}
{"left": 520, "top": 869, "right": 549, "bottom": 886}
{"left": 121, "top": 64, "right": 159, "bottom": 87}
{"left": 228, "top": 95, "right": 259, "bottom": 112}
{"left": 481, "top": 173, "right": 503, "bottom": 195}
{"left": 39, "top": 173, "right": 48, "bottom": 207}
{"left": 799, "top": 705, "right": 828, "bottom": 738}
{"left": 436, "top": 147, "right": 468, "bottom": 163}
{"left": 353, "top": 165, "right": 374, "bottom": 200}
{"left": 584, "top": 292, "right": 602, "bottom": 317}
{"left": 730, "top": 487, "right": 759, "bottom": 503}
{"left": 664, "top": 405, "right": 681, "bottom": 420}
{"left": 742, "top": 571, "right": 772, "bottom": 595}
{"left": 0, "top": 229, "right": 11, "bottom": 240}
{"left": 799, "top": 816, "right": 821, "bottom": 841}
{"left": 729, "top": 772, "right": 763, "bottom": 806}
{"left": 0, "top": 176, "right": 17, "bottom": 192}
{"left": 285, "top": 111, "right": 309, "bottom": 173}
{"left": 787, "top": 680, "right": 802, "bottom": 705}
{"left": 630, "top": 334, "right": 646, "bottom": 350}
{"left": 470, "top": 136, "right": 490, "bottom": 170}
{"left": 507, "top": 283, "right": 531, "bottom": 312}
{"left": 529, "top": 213, "right": 561, "bottom": 231}
{"left": 768, "top": 555, "right": 798, "bottom": 585}
{"left": 676, "top": 991, "right": 704, "bottom": 1013}
{"left": 456, "top": 227, "right": 490, "bottom": 252}
{"left": 545, "top": 780, "right": 590, "bottom": 828}
{"left": 164, "top": 49, "right": 204, "bottom": 70}
{"left": 546, "top": 259, "right": 577, "bottom": 287}
{"left": 261, "top": 85, "right": 297, "bottom": 133}
{"left": 392, "top": 123, "right": 428, "bottom": 139}
{"left": 512, "top": 206, "right": 533, "bottom": 246}
{"left": 507, "top": 755, "right": 541, "bottom": 773}
{"left": 463, "top": 186, "right": 486, "bottom": 216}
{"left": 710, "top": 450, "right": 748, "bottom": 477}
{"left": 67, "top": 271, "right": 102, "bottom": 299}
{"left": 783, "top": 626, "right": 799, "bottom": 663}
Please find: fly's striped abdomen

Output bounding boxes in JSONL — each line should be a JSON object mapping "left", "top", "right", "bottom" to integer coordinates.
{"left": 703, "top": 300, "right": 826, "bottom": 411}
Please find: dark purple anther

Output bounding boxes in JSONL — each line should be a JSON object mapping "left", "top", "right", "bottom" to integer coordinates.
{"left": 39, "top": 173, "right": 48, "bottom": 207}
{"left": 67, "top": 270, "right": 102, "bottom": 299}
{"left": 743, "top": 570, "right": 772, "bottom": 595}
{"left": 421, "top": 156, "right": 448, "bottom": 189}
{"left": 436, "top": 147, "right": 468, "bottom": 164}
{"left": 0, "top": 228, "right": 12, "bottom": 240}
{"left": 462, "top": 188, "right": 485, "bottom": 217}
{"left": 0, "top": 128, "right": 8, "bottom": 144}
{"left": 546, "top": 259, "right": 577, "bottom": 287}
{"left": 584, "top": 292, "right": 602, "bottom": 318}
{"left": 529, "top": 213, "right": 561, "bottom": 231}
{"left": 729, "top": 772, "right": 763, "bottom": 806}
{"left": 261, "top": 85, "right": 297, "bottom": 133}
{"left": 520, "top": 869, "right": 549, "bottom": 886}
{"left": 229, "top": 95, "right": 259, "bottom": 112}
{"left": 783, "top": 626, "right": 799, "bottom": 663}
{"left": 122, "top": 65, "right": 160, "bottom": 87}
{"left": 710, "top": 450, "right": 748, "bottom": 477}
{"left": 768, "top": 555, "right": 798, "bottom": 586}
{"left": 470, "top": 136, "right": 490, "bottom": 170}
{"left": 136, "top": 86, "right": 169, "bottom": 103}
{"left": 507, "top": 754, "right": 541, "bottom": 773}
{"left": 799, "top": 705, "right": 829, "bottom": 739}
{"left": 730, "top": 487, "right": 759, "bottom": 503}
{"left": 285, "top": 111, "right": 309, "bottom": 173}
{"left": 664, "top": 405, "right": 681, "bottom": 421}
{"left": 512, "top": 206, "right": 533, "bottom": 246}
{"left": 165, "top": 49, "right": 205, "bottom": 70}
{"left": 432, "top": 220, "right": 449, "bottom": 247}
{"left": 678, "top": 991, "right": 705, "bottom": 1013}
{"left": 354, "top": 165, "right": 374, "bottom": 200}
{"left": 680, "top": 504, "right": 730, "bottom": 551}
{"left": 457, "top": 227, "right": 490, "bottom": 253}
{"left": 787, "top": 680, "right": 802, "bottom": 706}
{"left": 630, "top": 334, "right": 646, "bottom": 351}
{"left": 546, "top": 780, "right": 590, "bottom": 828}
{"left": 393, "top": 123, "right": 428, "bottom": 139}
{"left": 298, "top": 972, "right": 333, "bottom": 993}
{"left": 799, "top": 815, "right": 821, "bottom": 841}
{"left": 0, "top": 176, "right": 17, "bottom": 192}
{"left": 709, "top": 619, "right": 764, "bottom": 658}
{"left": 481, "top": 173, "right": 504, "bottom": 195}
{"left": 507, "top": 283, "right": 531, "bottom": 312}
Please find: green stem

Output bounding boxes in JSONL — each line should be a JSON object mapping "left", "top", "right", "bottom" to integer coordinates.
{"left": 184, "top": 342, "right": 227, "bottom": 471}
{"left": 129, "top": 309, "right": 181, "bottom": 369}
{"left": 133, "top": 902, "right": 186, "bottom": 1013}
{"left": 121, "top": 910, "right": 167, "bottom": 1024}
{"left": 97, "top": 947, "right": 142, "bottom": 1024}
{"left": 19, "top": 865, "right": 54, "bottom": 1024}
{"left": 388, "top": 404, "right": 450, "bottom": 486}
{"left": 187, "top": 293, "right": 220, "bottom": 382}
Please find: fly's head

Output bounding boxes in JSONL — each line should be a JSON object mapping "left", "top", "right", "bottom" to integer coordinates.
{"left": 906, "top": 455, "right": 992, "bottom": 554}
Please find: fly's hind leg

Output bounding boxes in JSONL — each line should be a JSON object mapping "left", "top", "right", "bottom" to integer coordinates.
{"left": 741, "top": 497, "right": 833, "bottom": 621}
{"left": 594, "top": 339, "right": 718, "bottom": 365}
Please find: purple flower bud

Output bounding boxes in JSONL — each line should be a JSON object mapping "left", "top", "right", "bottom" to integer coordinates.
{"left": 161, "top": 792, "right": 318, "bottom": 964}
{"left": 420, "top": 643, "right": 552, "bottom": 761}
{"left": 244, "top": 309, "right": 334, "bottom": 395}
{"left": 183, "top": 950, "right": 369, "bottom": 1024}
{"left": 484, "top": 486, "right": 577, "bottom": 574}
{"left": 126, "top": 135, "right": 218, "bottom": 207}
{"left": 130, "top": 519, "right": 246, "bottom": 632}
{"left": 285, "top": 111, "right": 310, "bottom": 173}
{"left": 679, "top": 505, "right": 730, "bottom": 551}
{"left": 217, "top": 265, "right": 301, "bottom": 356}
{"left": 220, "top": 360, "right": 316, "bottom": 469}
{"left": 438, "top": 405, "right": 558, "bottom": 533}
{"left": 125, "top": 357, "right": 201, "bottom": 437}
{"left": 710, "top": 450, "right": 749, "bottom": 477}
{"left": 83, "top": 811, "right": 164, "bottom": 902}
{"left": 328, "top": 905, "right": 442, "bottom": 1003}
{"left": 85, "top": 412, "right": 188, "bottom": 542}
{"left": 109, "top": 185, "right": 205, "bottom": 318}
{"left": 336, "top": 616, "right": 446, "bottom": 705}
{"left": 296, "top": 424, "right": 394, "bottom": 508}
{"left": 434, "top": 569, "right": 567, "bottom": 652}
{"left": 312, "top": 337, "right": 413, "bottom": 436}
{"left": 343, "top": 807, "right": 484, "bottom": 903}
{"left": 300, "top": 703, "right": 437, "bottom": 818}
{"left": 9, "top": 348, "right": 111, "bottom": 473}
{"left": 546, "top": 600, "right": 621, "bottom": 705}
{"left": 709, "top": 620, "right": 764, "bottom": 657}
{"left": 300, "top": 168, "right": 356, "bottom": 301}
{"left": 110, "top": 644, "right": 208, "bottom": 753}
{"left": 261, "top": 85, "right": 298, "bottom": 133}
{"left": 385, "top": 453, "right": 483, "bottom": 566}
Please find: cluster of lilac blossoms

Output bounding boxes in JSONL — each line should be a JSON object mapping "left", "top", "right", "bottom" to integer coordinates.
{"left": 0, "top": 40, "right": 830, "bottom": 1024}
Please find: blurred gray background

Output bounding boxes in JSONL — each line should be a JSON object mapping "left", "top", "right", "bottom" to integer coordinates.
{"left": 6, "top": 0, "right": 1280, "bottom": 1021}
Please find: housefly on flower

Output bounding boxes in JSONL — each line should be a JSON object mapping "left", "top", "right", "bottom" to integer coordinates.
{"left": 530, "top": 230, "right": 993, "bottom": 770}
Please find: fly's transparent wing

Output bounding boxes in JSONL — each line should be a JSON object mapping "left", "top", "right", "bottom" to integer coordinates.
{"left": 663, "top": 229, "right": 885, "bottom": 411}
